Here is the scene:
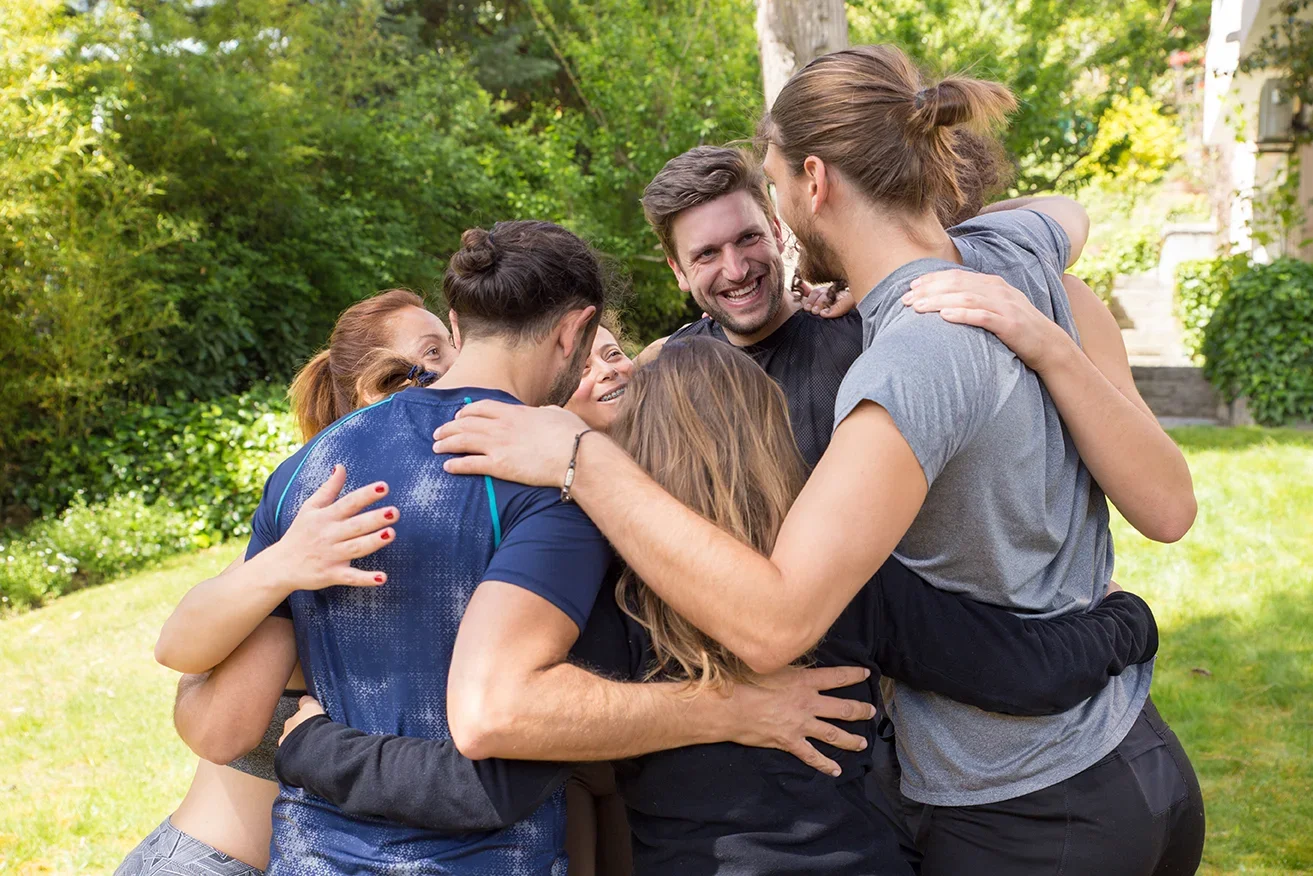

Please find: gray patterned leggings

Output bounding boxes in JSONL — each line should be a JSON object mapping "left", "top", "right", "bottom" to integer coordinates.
{"left": 115, "top": 818, "right": 263, "bottom": 876}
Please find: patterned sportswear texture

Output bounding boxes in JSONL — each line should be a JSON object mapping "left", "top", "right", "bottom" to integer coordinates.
{"left": 249, "top": 386, "right": 611, "bottom": 876}
{"left": 114, "top": 819, "right": 263, "bottom": 876}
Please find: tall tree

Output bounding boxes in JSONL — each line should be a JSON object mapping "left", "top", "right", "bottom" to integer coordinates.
{"left": 755, "top": 0, "right": 849, "bottom": 107}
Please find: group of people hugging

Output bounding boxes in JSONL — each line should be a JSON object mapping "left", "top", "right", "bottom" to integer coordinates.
{"left": 119, "top": 45, "right": 1206, "bottom": 876}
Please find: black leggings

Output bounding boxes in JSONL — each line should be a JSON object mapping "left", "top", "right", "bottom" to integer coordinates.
{"left": 908, "top": 699, "right": 1205, "bottom": 876}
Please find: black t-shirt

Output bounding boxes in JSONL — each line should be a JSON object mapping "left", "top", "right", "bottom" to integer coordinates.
{"left": 668, "top": 311, "right": 864, "bottom": 469}
{"left": 570, "top": 574, "right": 909, "bottom": 876}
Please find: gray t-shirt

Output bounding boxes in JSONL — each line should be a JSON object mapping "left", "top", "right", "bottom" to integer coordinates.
{"left": 834, "top": 209, "right": 1152, "bottom": 807}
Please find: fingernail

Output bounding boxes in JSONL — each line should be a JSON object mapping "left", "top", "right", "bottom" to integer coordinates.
{"left": 830, "top": 767, "right": 841, "bottom": 777}
{"left": 910, "top": 278, "right": 922, "bottom": 288}
{"left": 374, "top": 574, "right": 385, "bottom": 584}
{"left": 859, "top": 739, "right": 868, "bottom": 750}
{"left": 384, "top": 510, "right": 395, "bottom": 520}
{"left": 901, "top": 292, "right": 912, "bottom": 304}
{"left": 374, "top": 485, "right": 386, "bottom": 493}
{"left": 863, "top": 668, "right": 871, "bottom": 678}
{"left": 380, "top": 531, "right": 391, "bottom": 541}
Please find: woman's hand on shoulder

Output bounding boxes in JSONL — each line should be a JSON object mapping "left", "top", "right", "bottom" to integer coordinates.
{"left": 902, "top": 270, "right": 1072, "bottom": 373}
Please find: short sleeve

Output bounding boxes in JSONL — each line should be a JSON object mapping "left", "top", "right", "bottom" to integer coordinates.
{"left": 954, "top": 210, "right": 1070, "bottom": 276}
{"left": 482, "top": 497, "right": 613, "bottom": 631}
{"left": 245, "top": 465, "right": 293, "bottom": 619}
{"left": 834, "top": 313, "right": 1019, "bottom": 487}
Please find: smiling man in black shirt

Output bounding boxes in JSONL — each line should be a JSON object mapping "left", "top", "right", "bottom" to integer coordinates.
{"left": 272, "top": 147, "right": 1161, "bottom": 874}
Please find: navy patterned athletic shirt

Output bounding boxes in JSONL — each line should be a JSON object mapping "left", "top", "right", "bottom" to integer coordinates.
{"left": 247, "top": 386, "right": 613, "bottom": 876}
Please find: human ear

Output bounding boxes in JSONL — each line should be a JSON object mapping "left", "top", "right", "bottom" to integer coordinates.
{"left": 667, "top": 256, "right": 691, "bottom": 293}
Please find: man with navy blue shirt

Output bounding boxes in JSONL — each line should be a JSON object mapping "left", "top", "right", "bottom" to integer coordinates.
{"left": 246, "top": 222, "right": 614, "bottom": 874}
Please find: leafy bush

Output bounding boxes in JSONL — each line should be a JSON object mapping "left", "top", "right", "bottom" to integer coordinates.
{"left": 1, "top": 494, "right": 194, "bottom": 611}
{"left": 1202, "top": 258, "right": 1313, "bottom": 426}
{"left": 1080, "top": 227, "right": 1163, "bottom": 302}
{"left": 9, "top": 384, "right": 299, "bottom": 541}
{"left": 1176, "top": 254, "right": 1251, "bottom": 361}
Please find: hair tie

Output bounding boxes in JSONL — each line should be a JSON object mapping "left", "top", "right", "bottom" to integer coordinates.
{"left": 486, "top": 229, "right": 496, "bottom": 248}
{"left": 405, "top": 364, "right": 439, "bottom": 387}
{"left": 913, "top": 88, "right": 932, "bottom": 110}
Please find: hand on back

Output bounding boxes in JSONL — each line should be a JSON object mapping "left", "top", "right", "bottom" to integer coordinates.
{"left": 794, "top": 280, "right": 856, "bottom": 319}
{"left": 718, "top": 665, "right": 876, "bottom": 777}
{"left": 273, "top": 464, "right": 398, "bottom": 593}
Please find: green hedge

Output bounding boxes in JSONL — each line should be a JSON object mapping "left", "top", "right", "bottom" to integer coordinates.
{"left": 1175, "top": 254, "right": 1252, "bottom": 361}
{"left": 0, "top": 495, "right": 195, "bottom": 611}
{"left": 10, "top": 384, "right": 299, "bottom": 541}
{"left": 1, "top": 386, "right": 299, "bottom": 612}
{"left": 1201, "top": 258, "right": 1313, "bottom": 427}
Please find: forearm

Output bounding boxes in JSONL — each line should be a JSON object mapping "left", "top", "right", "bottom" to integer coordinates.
{"left": 1038, "top": 339, "right": 1195, "bottom": 541}
{"left": 172, "top": 617, "right": 296, "bottom": 762}
{"left": 458, "top": 658, "right": 731, "bottom": 762}
{"left": 276, "top": 716, "right": 568, "bottom": 832}
{"left": 155, "top": 548, "right": 290, "bottom": 673}
{"left": 978, "top": 196, "right": 1041, "bottom": 215}
{"left": 871, "top": 567, "right": 1155, "bottom": 715}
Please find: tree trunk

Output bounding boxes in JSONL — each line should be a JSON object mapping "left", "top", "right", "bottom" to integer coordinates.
{"left": 755, "top": 0, "right": 849, "bottom": 109}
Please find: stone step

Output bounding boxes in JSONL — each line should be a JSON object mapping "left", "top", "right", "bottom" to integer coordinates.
{"left": 1131, "top": 366, "right": 1222, "bottom": 421}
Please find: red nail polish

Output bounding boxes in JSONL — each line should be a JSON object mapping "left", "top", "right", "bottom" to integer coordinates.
{"left": 374, "top": 575, "right": 385, "bottom": 584}
{"left": 380, "top": 531, "right": 391, "bottom": 541}
{"left": 374, "top": 485, "right": 386, "bottom": 494}
{"left": 384, "top": 510, "right": 395, "bottom": 520}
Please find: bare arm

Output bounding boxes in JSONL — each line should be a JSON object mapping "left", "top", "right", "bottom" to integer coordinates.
{"left": 437, "top": 401, "right": 926, "bottom": 675}
{"left": 173, "top": 616, "right": 299, "bottom": 764}
{"left": 156, "top": 467, "right": 397, "bottom": 674}
{"left": 904, "top": 271, "right": 1196, "bottom": 542}
{"left": 447, "top": 581, "right": 876, "bottom": 776}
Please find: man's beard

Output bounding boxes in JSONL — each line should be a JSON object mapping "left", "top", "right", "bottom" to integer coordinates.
{"left": 696, "top": 259, "right": 784, "bottom": 337}
{"left": 792, "top": 216, "right": 846, "bottom": 287}
{"left": 544, "top": 332, "right": 593, "bottom": 408}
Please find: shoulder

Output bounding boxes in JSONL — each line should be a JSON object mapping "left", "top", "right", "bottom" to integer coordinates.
{"left": 666, "top": 317, "right": 718, "bottom": 342}
{"left": 951, "top": 210, "right": 1070, "bottom": 272}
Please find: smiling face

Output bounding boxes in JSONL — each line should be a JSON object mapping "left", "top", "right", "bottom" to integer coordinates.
{"left": 565, "top": 326, "right": 633, "bottom": 433}
{"left": 667, "top": 190, "right": 787, "bottom": 341}
{"left": 388, "top": 305, "right": 458, "bottom": 377}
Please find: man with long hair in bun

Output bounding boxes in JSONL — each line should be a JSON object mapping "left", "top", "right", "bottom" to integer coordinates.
{"left": 436, "top": 46, "right": 1206, "bottom": 875}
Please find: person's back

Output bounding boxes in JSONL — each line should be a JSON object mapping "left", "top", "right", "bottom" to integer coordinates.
{"left": 258, "top": 386, "right": 584, "bottom": 873}
{"left": 835, "top": 208, "right": 1150, "bottom": 806}
{"left": 256, "top": 219, "right": 615, "bottom": 875}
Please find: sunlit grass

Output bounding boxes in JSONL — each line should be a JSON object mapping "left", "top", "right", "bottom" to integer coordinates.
{"left": 1, "top": 427, "right": 1309, "bottom": 874}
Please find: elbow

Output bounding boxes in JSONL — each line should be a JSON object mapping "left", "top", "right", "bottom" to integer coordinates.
{"left": 738, "top": 625, "right": 824, "bottom": 677}
{"left": 447, "top": 685, "right": 518, "bottom": 761}
{"left": 154, "top": 635, "right": 209, "bottom": 676}
{"left": 180, "top": 721, "right": 264, "bottom": 765}
{"left": 1154, "top": 498, "right": 1197, "bottom": 544}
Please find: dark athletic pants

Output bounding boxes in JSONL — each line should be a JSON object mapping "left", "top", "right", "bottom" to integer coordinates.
{"left": 565, "top": 763, "right": 634, "bottom": 876}
{"left": 875, "top": 699, "right": 1205, "bottom": 876}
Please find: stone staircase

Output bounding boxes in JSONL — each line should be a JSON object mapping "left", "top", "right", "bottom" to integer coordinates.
{"left": 1110, "top": 268, "right": 1226, "bottom": 425}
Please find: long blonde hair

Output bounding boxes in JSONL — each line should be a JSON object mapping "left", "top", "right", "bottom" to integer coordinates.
{"left": 609, "top": 337, "right": 808, "bottom": 691}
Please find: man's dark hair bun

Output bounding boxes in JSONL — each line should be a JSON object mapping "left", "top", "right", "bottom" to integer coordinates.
{"left": 450, "top": 226, "right": 497, "bottom": 277}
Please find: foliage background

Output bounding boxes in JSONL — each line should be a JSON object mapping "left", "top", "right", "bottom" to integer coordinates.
{"left": 2, "top": 0, "right": 1218, "bottom": 528}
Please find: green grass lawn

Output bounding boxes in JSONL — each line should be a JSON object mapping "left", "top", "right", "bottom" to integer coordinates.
{"left": 1, "top": 427, "right": 1310, "bottom": 874}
